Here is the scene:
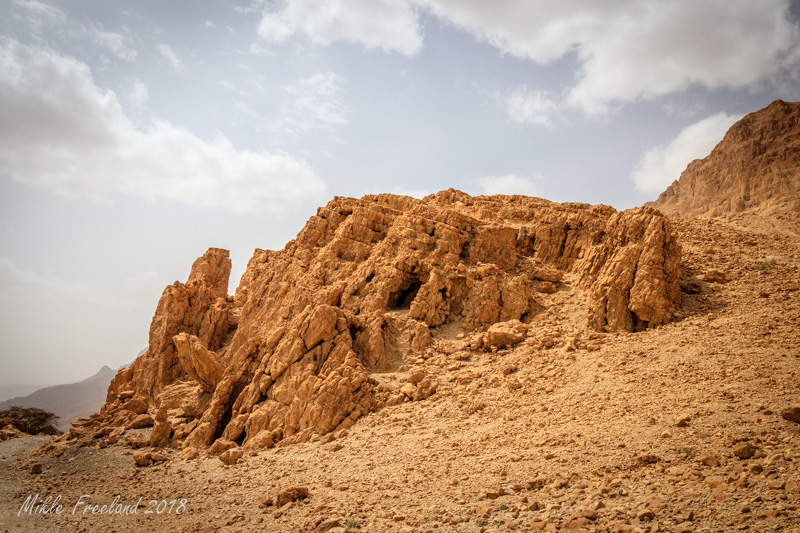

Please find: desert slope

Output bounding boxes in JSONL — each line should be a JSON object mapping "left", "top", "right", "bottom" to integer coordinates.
{"left": 7, "top": 212, "right": 800, "bottom": 533}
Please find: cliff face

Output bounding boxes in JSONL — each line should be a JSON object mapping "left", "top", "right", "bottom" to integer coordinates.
{"left": 73, "top": 190, "right": 680, "bottom": 453}
{"left": 648, "top": 99, "right": 800, "bottom": 217}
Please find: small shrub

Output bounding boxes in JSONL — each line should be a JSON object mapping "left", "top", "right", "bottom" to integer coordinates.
{"left": 499, "top": 504, "right": 509, "bottom": 511}
{"left": 0, "top": 406, "right": 61, "bottom": 435}
{"left": 477, "top": 519, "right": 488, "bottom": 527}
{"left": 679, "top": 446, "right": 695, "bottom": 457}
{"left": 753, "top": 258, "right": 778, "bottom": 271}
{"left": 346, "top": 519, "right": 359, "bottom": 528}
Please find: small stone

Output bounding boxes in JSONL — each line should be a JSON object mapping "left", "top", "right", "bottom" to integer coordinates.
{"left": 765, "top": 453, "right": 784, "bottom": 465}
{"left": 660, "top": 431, "right": 672, "bottom": 439}
{"left": 150, "top": 451, "right": 168, "bottom": 462}
{"left": 538, "top": 281, "right": 558, "bottom": 294}
{"left": 580, "top": 508, "right": 597, "bottom": 520}
{"left": 407, "top": 370, "right": 427, "bottom": 384}
{"left": 702, "top": 269, "right": 727, "bottom": 283}
{"left": 675, "top": 415, "right": 690, "bottom": 427}
{"left": 566, "top": 517, "right": 591, "bottom": 528}
{"left": 400, "top": 383, "right": 416, "bottom": 398}
{"left": 636, "top": 509, "right": 655, "bottom": 521}
{"left": 28, "top": 463, "right": 42, "bottom": 474}
{"left": 209, "top": 438, "right": 237, "bottom": 456}
{"left": 589, "top": 500, "right": 605, "bottom": 511}
{"left": 316, "top": 517, "right": 342, "bottom": 532}
{"left": 180, "top": 447, "right": 199, "bottom": 460}
{"left": 733, "top": 443, "right": 755, "bottom": 459}
{"left": 680, "top": 280, "right": 702, "bottom": 294}
{"left": 133, "top": 450, "right": 153, "bottom": 467}
{"left": 476, "top": 503, "right": 492, "bottom": 518}
{"left": 781, "top": 406, "right": 800, "bottom": 423}
{"left": 701, "top": 455, "right": 720, "bottom": 467}
{"left": 275, "top": 486, "right": 309, "bottom": 507}
{"left": 219, "top": 448, "right": 243, "bottom": 465}
{"left": 127, "top": 414, "right": 155, "bottom": 429}
{"left": 507, "top": 378, "right": 523, "bottom": 391}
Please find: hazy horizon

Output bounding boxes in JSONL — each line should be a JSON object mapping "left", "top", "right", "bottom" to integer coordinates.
{"left": 2, "top": 0, "right": 800, "bottom": 385}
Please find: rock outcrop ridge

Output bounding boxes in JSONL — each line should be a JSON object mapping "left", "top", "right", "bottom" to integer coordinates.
{"left": 68, "top": 190, "right": 680, "bottom": 453}
{"left": 648, "top": 99, "right": 800, "bottom": 217}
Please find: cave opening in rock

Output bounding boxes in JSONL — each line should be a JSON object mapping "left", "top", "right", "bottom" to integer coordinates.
{"left": 387, "top": 279, "right": 422, "bottom": 310}
{"left": 631, "top": 312, "right": 649, "bottom": 332}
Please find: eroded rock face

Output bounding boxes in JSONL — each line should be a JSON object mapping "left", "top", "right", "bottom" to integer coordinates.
{"left": 173, "top": 333, "right": 224, "bottom": 392}
{"left": 104, "top": 248, "right": 232, "bottom": 408}
{"left": 81, "top": 190, "right": 679, "bottom": 452}
{"left": 648, "top": 99, "right": 800, "bottom": 217}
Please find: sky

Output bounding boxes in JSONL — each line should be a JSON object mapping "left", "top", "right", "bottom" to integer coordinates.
{"left": 1, "top": 0, "right": 799, "bottom": 387}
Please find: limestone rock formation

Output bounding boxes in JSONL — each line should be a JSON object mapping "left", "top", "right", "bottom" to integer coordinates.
{"left": 648, "top": 99, "right": 800, "bottom": 217}
{"left": 71, "top": 190, "right": 679, "bottom": 452}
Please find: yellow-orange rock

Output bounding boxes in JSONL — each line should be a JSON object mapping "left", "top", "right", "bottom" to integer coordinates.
{"left": 173, "top": 332, "right": 224, "bottom": 392}
{"left": 87, "top": 190, "right": 679, "bottom": 451}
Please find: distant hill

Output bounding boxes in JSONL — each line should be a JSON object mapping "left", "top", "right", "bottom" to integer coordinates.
{"left": 647, "top": 99, "right": 800, "bottom": 217}
{"left": 0, "top": 384, "right": 54, "bottom": 403}
{"left": 0, "top": 365, "right": 121, "bottom": 431}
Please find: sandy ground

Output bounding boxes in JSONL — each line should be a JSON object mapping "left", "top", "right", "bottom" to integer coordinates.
{"left": 1, "top": 214, "right": 799, "bottom": 533}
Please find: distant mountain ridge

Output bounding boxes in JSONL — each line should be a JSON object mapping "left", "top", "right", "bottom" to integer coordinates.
{"left": 0, "top": 365, "right": 123, "bottom": 431}
{"left": 647, "top": 99, "right": 800, "bottom": 217}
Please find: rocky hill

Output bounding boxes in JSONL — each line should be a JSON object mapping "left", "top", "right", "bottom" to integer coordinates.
{"left": 8, "top": 102, "right": 798, "bottom": 533}
{"left": 63, "top": 191, "right": 679, "bottom": 454}
{"left": 17, "top": 195, "right": 800, "bottom": 533}
{"left": 647, "top": 99, "right": 800, "bottom": 218}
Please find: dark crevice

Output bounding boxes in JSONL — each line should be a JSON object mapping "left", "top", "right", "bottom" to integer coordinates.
{"left": 388, "top": 279, "right": 422, "bottom": 310}
{"left": 631, "top": 312, "right": 648, "bottom": 332}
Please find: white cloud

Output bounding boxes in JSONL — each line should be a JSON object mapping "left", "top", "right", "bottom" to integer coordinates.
{"left": 248, "top": 42, "right": 272, "bottom": 56}
{"left": 156, "top": 43, "right": 186, "bottom": 73}
{"left": 257, "top": 0, "right": 423, "bottom": 55}
{"left": 249, "top": 1, "right": 799, "bottom": 116}
{"left": 631, "top": 112, "right": 742, "bottom": 194}
{"left": 131, "top": 79, "right": 148, "bottom": 108}
{"left": 273, "top": 71, "right": 349, "bottom": 136}
{"left": 504, "top": 87, "right": 562, "bottom": 126}
{"left": 476, "top": 173, "right": 541, "bottom": 197}
{"left": 10, "top": 0, "right": 65, "bottom": 24}
{"left": 0, "top": 38, "right": 326, "bottom": 213}
{"left": 417, "top": 0, "right": 800, "bottom": 115}
{"left": 92, "top": 29, "right": 137, "bottom": 61}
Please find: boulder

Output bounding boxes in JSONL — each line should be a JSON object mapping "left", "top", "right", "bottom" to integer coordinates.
{"left": 173, "top": 333, "right": 224, "bottom": 392}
